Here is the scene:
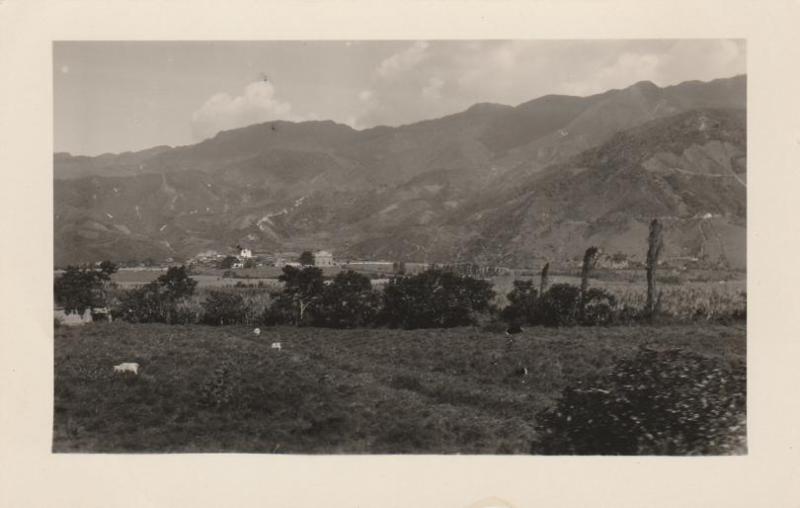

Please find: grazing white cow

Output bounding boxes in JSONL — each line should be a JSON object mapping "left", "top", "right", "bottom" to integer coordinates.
{"left": 253, "top": 328, "right": 261, "bottom": 336}
{"left": 271, "top": 342, "right": 282, "bottom": 351}
{"left": 113, "top": 362, "right": 139, "bottom": 375}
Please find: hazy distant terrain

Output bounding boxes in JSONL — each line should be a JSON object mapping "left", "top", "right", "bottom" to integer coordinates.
{"left": 54, "top": 75, "right": 745, "bottom": 268}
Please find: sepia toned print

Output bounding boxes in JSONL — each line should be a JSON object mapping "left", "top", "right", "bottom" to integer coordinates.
{"left": 52, "top": 40, "right": 746, "bottom": 454}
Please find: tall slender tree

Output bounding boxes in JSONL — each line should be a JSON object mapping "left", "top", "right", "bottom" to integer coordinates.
{"left": 646, "top": 219, "right": 664, "bottom": 317}
{"left": 539, "top": 261, "right": 550, "bottom": 296}
{"left": 579, "top": 247, "right": 600, "bottom": 320}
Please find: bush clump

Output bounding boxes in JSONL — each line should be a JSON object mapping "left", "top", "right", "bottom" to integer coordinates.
{"left": 532, "top": 283, "right": 581, "bottom": 326}
{"left": 580, "top": 287, "right": 617, "bottom": 326}
{"left": 499, "top": 283, "right": 620, "bottom": 327}
{"left": 54, "top": 261, "right": 117, "bottom": 314}
{"left": 532, "top": 347, "right": 746, "bottom": 455}
{"left": 500, "top": 280, "right": 538, "bottom": 325}
{"left": 201, "top": 291, "right": 246, "bottom": 326}
{"left": 116, "top": 266, "right": 198, "bottom": 324}
{"left": 262, "top": 292, "right": 298, "bottom": 326}
{"left": 379, "top": 269, "right": 494, "bottom": 329}
{"left": 312, "top": 271, "right": 381, "bottom": 328}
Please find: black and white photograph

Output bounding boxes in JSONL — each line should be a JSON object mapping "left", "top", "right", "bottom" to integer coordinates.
{"left": 51, "top": 39, "right": 747, "bottom": 455}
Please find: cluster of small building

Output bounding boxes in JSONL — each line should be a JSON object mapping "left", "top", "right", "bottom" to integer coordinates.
{"left": 189, "top": 248, "right": 335, "bottom": 270}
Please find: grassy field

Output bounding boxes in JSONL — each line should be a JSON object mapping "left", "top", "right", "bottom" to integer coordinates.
{"left": 53, "top": 322, "right": 745, "bottom": 453}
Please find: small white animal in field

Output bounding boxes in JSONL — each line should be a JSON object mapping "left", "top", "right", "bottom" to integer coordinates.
{"left": 253, "top": 328, "right": 261, "bottom": 336}
{"left": 271, "top": 342, "right": 282, "bottom": 351}
{"left": 113, "top": 362, "right": 139, "bottom": 375}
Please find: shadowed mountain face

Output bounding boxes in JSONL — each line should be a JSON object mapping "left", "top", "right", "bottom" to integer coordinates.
{"left": 54, "top": 75, "right": 746, "bottom": 268}
{"left": 442, "top": 108, "right": 746, "bottom": 268}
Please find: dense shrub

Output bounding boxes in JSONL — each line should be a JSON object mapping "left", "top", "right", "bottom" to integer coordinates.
{"left": 532, "top": 348, "right": 746, "bottom": 455}
{"left": 262, "top": 292, "right": 297, "bottom": 326}
{"left": 201, "top": 291, "right": 246, "bottom": 325}
{"left": 117, "top": 283, "right": 173, "bottom": 323}
{"left": 116, "top": 265, "right": 198, "bottom": 324}
{"left": 276, "top": 266, "right": 325, "bottom": 325}
{"left": 380, "top": 269, "right": 494, "bottom": 329}
{"left": 580, "top": 288, "right": 618, "bottom": 326}
{"left": 516, "top": 284, "right": 619, "bottom": 327}
{"left": 240, "top": 292, "right": 272, "bottom": 325}
{"left": 500, "top": 280, "right": 538, "bottom": 325}
{"left": 264, "top": 269, "right": 381, "bottom": 328}
{"left": 173, "top": 298, "right": 204, "bottom": 325}
{"left": 312, "top": 271, "right": 381, "bottom": 328}
{"left": 156, "top": 266, "right": 197, "bottom": 300}
{"left": 532, "top": 283, "right": 581, "bottom": 326}
{"left": 54, "top": 261, "right": 117, "bottom": 314}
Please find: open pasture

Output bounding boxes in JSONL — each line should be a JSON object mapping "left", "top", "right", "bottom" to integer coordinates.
{"left": 53, "top": 322, "right": 745, "bottom": 453}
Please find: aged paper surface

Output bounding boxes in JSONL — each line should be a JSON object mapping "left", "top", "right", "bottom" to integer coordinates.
{"left": 1, "top": 0, "right": 799, "bottom": 506}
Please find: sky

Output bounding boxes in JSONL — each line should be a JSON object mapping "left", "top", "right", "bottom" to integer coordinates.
{"left": 54, "top": 40, "right": 745, "bottom": 155}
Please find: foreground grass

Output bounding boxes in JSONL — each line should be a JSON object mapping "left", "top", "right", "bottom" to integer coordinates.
{"left": 53, "top": 322, "right": 745, "bottom": 453}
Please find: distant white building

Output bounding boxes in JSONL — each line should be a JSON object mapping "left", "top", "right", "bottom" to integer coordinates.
{"left": 314, "top": 250, "right": 334, "bottom": 267}
{"left": 240, "top": 248, "right": 253, "bottom": 259}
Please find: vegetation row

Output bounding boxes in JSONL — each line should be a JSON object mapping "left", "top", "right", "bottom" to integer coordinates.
{"left": 55, "top": 261, "right": 745, "bottom": 330}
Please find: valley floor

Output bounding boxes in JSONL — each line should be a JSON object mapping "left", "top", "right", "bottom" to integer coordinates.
{"left": 53, "top": 322, "right": 745, "bottom": 453}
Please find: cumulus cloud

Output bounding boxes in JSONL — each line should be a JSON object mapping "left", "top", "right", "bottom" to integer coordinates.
{"left": 188, "top": 41, "right": 745, "bottom": 135}
{"left": 559, "top": 40, "right": 746, "bottom": 96}
{"left": 560, "top": 52, "right": 663, "bottom": 96}
{"left": 191, "top": 81, "right": 301, "bottom": 141}
{"left": 376, "top": 41, "right": 430, "bottom": 78}
{"left": 354, "top": 41, "right": 452, "bottom": 127}
{"left": 348, "top": 40, "right": 745, "bottom": 129}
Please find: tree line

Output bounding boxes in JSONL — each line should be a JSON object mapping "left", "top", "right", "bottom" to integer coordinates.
{"left": 54, "top": 220, "right": 743, "bottom": 328}
{"left": 53, "top": 262, "right": 643, "bottom": 329}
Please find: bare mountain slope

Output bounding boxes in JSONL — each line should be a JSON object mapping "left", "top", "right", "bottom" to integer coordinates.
{"left": 442, "top": 108, "right": 746, "bottom": 268}
{"left": 54, "top": 76, "right": 746, "bottom": 267}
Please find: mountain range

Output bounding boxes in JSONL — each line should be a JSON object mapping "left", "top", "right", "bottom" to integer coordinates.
{"left": 54, "top": 74, "right": 746, "bottom": 269}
